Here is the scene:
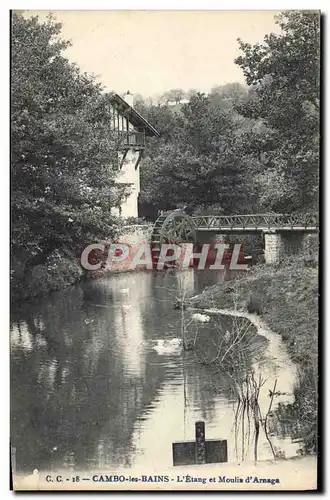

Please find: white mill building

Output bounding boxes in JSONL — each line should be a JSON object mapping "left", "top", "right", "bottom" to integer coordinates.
{"left": 110, "top": 91, "right": 159, "bottom": 218}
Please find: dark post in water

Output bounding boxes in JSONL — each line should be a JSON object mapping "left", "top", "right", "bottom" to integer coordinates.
{"left": 172, "top": 421, "right": 228, "bottom": 466}
{"left": 195, "top": 421, "right": 206, "bottom": 464}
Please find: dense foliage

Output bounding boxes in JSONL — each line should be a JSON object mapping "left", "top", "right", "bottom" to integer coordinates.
{"left": 138, "top": 11, "right": 320, "bottom": 217}
{"left": 235, "top": 11, "right": 320, "bottom": 212}
{"left": 11, "top": 13, "right": 126, "bottom": 298}
{"left": 138, "top": 90, "right": 257, "bottom": 216}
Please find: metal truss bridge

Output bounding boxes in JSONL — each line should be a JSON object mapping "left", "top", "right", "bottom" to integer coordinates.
{"left": 150, "top": 212, "right": 319, "bottom": 248}
{"left": 190, "top": 213, "right": 319, "bottom": 233}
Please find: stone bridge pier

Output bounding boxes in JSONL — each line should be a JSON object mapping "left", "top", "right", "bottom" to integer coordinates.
{"left": 264, "top": 233, "right": 283, "bottom": 264}
{"left": 264, "top": 232, "right": 318, "bottom": 264}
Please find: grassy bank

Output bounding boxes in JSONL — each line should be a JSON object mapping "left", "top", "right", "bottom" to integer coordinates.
{"left": 187, "top": 257, "right": 319, "bottom": 454}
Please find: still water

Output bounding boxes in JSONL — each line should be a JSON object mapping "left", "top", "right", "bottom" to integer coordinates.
{"left": 11, "top": 268, "right": 299, "bottom": 474}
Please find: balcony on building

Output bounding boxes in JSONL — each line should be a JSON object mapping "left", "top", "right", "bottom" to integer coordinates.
{"left": 121, "top": 129, "right": 146, "bottom": 150}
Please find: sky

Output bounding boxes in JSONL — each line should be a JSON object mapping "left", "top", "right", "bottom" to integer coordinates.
{"left": 27, "top": 10, "right": 282, "bottom": 98}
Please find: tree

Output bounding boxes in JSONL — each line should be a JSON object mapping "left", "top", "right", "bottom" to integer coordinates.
{"left": 167, "top": 88, "right": 185, "bottom": 104}
{"left": 211, "top": 82, "right": 247, "bottom": 99}
{"left": 11, "top": 13, "right": 126, "bottom": 284}
{"left": 133, "top": 93, "right": 145, "bottom": 108}
{"left": 208, "top": 82, "right": 247, "bottom": 110}
{"left": 140, "top": 94, "right": 251, "bottom": 214}
{"left": 235, "top": 11, "right": 320, "bottom": 212}
{"left": 186, "top": 88, "right": 198, "bottom": 99}
{"left": 160, "top": 92, "right": 171, "bottom": 104}
{"left": 154, "top": 93, "right": 166, "bottom": 106}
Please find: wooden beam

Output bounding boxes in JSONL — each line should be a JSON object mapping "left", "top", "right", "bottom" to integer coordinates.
{"left": 135, "top": 150, "right": 144, "bottom": 170}
{"left": 119, "top": 149, "right": 129, "bottom": 169}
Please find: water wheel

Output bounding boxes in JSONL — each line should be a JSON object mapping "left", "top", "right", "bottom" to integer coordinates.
{"left": 151, "top": 211, "right": 197, "bottom": 266}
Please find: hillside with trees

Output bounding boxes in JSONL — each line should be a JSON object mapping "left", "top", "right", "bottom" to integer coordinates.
{"left": 138, "top": 11, "right": 320, "bottom": 218}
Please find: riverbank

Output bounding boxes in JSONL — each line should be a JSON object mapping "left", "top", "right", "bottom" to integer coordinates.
{"left": 11, "top": 250, "right": 84, "bottom": 303}
{"left": 186, "top": 257, "right": 319, "bottom": 455}
{"left": 11, "top": 224, "right": 154, "bottom": 304}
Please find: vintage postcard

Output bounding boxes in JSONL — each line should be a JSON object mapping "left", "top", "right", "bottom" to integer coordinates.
{"left": 10, "top": 9, "right": 320, "bottom": 491}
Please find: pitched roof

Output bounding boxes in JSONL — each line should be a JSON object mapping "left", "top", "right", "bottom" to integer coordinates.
{"left": 110, "top": 94, "right": 160, "bottom": 137}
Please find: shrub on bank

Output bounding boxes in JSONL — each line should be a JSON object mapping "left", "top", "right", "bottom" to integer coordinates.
{"left": 11, "top": 251, "right": 83, "bottom": 302}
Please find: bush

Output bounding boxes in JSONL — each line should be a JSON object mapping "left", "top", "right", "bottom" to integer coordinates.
{"left": 11, "top": 251, "right": 83, "bottom": 302}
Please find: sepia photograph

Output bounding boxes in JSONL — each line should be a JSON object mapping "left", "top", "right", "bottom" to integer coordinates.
{"left": 10, "top": 8, "right": 320, "bottom": 491}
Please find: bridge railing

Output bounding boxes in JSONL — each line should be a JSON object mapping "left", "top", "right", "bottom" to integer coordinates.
{"left": 190, "top": 213, "right": 319, "bottom": 231}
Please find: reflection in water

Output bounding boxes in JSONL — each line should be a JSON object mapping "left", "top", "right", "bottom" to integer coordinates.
{"left": 111, "top": 274, "right": 152, "bottom": 380}
{"left": 11, "top": 269, "right": 298, "bottom": 474}
{"left": 11, "top": 321, "right": 34, "bottom": 353}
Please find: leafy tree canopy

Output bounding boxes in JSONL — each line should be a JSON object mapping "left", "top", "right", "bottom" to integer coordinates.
{"left": 11, "top": 13, "right": 126, "bottom": 274}
{"left": 234, "top": 11, "right": 320, "bottom": 211}
{"left": 140, "top": 93, "right": 253, "bottom": 215}
{"left": 139, "top": 11, "right": 319, "bottom": 218}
